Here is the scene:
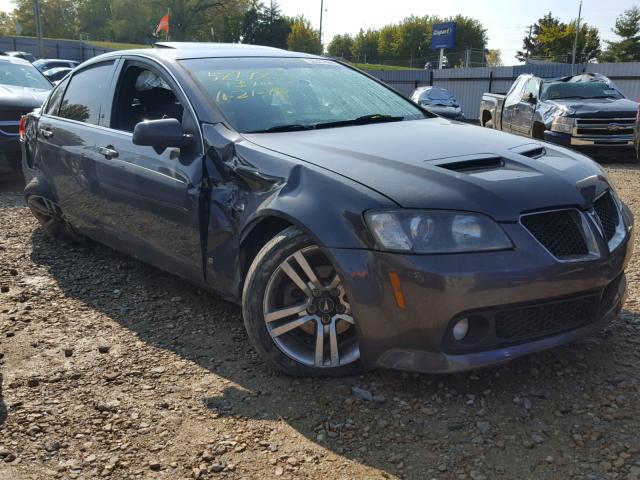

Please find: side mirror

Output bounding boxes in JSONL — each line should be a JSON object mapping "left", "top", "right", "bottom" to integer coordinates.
{"left": 132, "top": 118, "right": 193, "bottom": 151}
{"left": 527, "top": 92, "right": 537, "bottom": 105}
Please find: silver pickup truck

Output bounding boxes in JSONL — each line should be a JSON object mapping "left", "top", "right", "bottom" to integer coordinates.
{"left": 479, "top": 73, "right": 638, "bottom": 157}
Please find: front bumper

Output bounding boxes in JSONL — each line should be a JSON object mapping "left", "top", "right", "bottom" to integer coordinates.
{"left": 544, "top": 131, "right": 634, "bottom": 149}
{"left": 0, "top": 134, "right": 21, "bottom": 174}
{"left": 328, "top": 220, "right": 633, "bottom": 373}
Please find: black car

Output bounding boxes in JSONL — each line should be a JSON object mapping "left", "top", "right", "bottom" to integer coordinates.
{"left": 33, "top": 58, "right": 80, "bottom": 73}
{"left": 21, "top": 43, "right": 633, "bottom": 376}
{"left": 1, "top": 56, "right": 51, "bottom": 174}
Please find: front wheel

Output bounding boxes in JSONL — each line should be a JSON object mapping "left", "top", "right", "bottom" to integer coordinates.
{"left": 242, "top": 227, "right": 364, "bottom": 376}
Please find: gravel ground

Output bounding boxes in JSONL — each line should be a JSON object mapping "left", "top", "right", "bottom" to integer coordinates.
{"left": 1, "top": 164, "right": 639, "bottom": 480}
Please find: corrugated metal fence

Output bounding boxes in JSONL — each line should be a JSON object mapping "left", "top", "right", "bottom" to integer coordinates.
{"left": 0, "top": 36, "right": 110, "bottom": 62}
{"left": 368, "top": 63, "right": 640, "bottom": 120}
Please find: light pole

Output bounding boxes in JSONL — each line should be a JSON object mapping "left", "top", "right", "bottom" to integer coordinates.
{"left": 33, "top": 0, "right": 44, "bottom": 58}
{"left": 571, "top": 0, "right": 582, "bottom": 68}
{"left": 318, "top": 0, "right": 324, "bottom": 53}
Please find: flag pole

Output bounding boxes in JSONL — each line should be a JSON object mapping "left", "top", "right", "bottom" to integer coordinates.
{"left": 166, "top": 8, "right": 170, "bottom": 42}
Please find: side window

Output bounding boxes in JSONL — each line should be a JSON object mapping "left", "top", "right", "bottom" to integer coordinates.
{"left": 111, "top": 64, "right": 184, "bottom": 133}
{"left": 505, "top": 77, "right": 526, "bottom": 107}
{"left": 44, "top": 77, "right": 69, "bottom": 116}
{"left": 522, "top": 79, "right": 539, "bottom": 100}
{"left": 58, "top": 61, "right": 114, "bottom": 125}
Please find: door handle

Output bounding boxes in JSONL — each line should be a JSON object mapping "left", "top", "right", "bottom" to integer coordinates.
{"left": 98, "top": 146, "right": 119, "bottom": 159}
{"left": 40, "top": 128, "right": 53, "bottom": 138}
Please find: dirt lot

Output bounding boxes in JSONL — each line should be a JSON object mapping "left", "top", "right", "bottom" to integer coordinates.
{"left": 1, "top": 164, "right": 639, "bottom": 480}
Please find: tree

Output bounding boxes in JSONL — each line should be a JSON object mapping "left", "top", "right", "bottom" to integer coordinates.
{"left": 13, "top": 0, "right": 77, "bottom": 38}
{"left": 485, "top": 48, "right": 502, "bottom": 66}
{"left": 110, "top": 0, "right": 155, "bottom": 43}
{"left": 446, "top": 15, "right": 487, "bottom": 67}
{"left": 76, "top": 0, "right": 112, "bottom": 40}
{"left": 599, "top": 6, "right": 640, "bottom": 62}
{"left": 287, "top": 16, "right": 321, "bottom": 54}
{"left": 240, "top": 1, "right": 291, "bottom": 48}
{"left": 517, "top": 12, "right": 600, "bottom": 63}
{"left": 327, "top": 33, "right": 354, "bottom": 60}
{"left": 0, "top": 12, "right": 16, "bottom": 36}
{"left": 352, "top": 28, "right": 380, "bottom": 63}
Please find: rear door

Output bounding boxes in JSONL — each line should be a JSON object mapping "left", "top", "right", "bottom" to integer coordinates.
{"left": 35, "top": 60, "right": 118, "bottom": 232}
{"left": 87, "top": 57, "right": 205, "bottom": 282}
{"left": 510, "top": 77, "right": 540, "bottom": 136}
{"left": 501, "top": 76, "right": 527, "bottom": 134}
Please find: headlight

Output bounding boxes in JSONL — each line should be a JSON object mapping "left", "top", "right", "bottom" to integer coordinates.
{"left": 551, "top": 116, "right": 575, "bottom": 134}
{"left": 365, "top": 210, "right": 513, "bottom": 253}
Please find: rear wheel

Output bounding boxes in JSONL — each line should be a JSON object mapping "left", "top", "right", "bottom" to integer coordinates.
{"left": 24, "top": 178, "right": 82, "bottom": 242}
{"left": 242, "top": 227, "right": 364, "bottom": 376}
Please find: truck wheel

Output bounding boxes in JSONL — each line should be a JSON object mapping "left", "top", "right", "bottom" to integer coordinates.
{"left": 484, "top": 119, "right": 494, "bottom": 129}
{"left": 242, "top": 226, "right": 365, "bottom": 377}
{"left": 24, "top": 177, "right": 82, "bottom": 242}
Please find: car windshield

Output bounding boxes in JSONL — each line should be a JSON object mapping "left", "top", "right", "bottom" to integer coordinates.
{"left": 181, "top": 57, "right": 426, "bottom": 133}
{"left": 540, "top": 81, "right": 623, "bottom": 100}
{"left": 0, "top": 62, "right": 51, "bottom": 90}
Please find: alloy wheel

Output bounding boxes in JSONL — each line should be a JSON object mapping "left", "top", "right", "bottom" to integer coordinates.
{"left": 262, "top": 245, "right": 360, "bottom": 368}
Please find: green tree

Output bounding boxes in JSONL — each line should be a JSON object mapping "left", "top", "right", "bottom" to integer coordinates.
{"left": 13, "top": 0, "right": 77, "bottom": 38}
{"left": 0, "top": 12, "right": 16, "bottom": 36}
{"left": 241, "top": 1, "right": 291, "bottom": 49}
{"left": 110, "top": 0, "right": 155, "bottom": 43}
{"left": 446, "top": 15, "right": 487, "bottom": 67}
{"left": 599, "top": 6, "right": 640, "bottom": 62}
{"left": 76, "top": 0, "right": 112, "bottom": 40}
{"left": 287, "top": 16, "right": 320, "bottom": 54}
{"left": 517, "top": 12, "right": 600, "bottom": 63}
{"left": 352, "top": 28, "right": 380, "bottom": 63}
{"left": 327, "top": 33, "right": 354, "bottom": 60}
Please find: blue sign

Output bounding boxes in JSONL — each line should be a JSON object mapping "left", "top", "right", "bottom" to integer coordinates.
{"left": 431, "top": 22, "right": 457, "bottom": 49}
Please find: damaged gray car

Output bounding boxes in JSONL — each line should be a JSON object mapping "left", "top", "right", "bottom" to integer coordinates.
{"left": 21, "top": 44, "right": 634, "bottom": 376}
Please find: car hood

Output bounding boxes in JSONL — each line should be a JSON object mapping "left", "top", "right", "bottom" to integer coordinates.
{"left": 543, "top": 97, "right": 638, "bottom": 118}
{"left": 0, "top": 84, "right": 50, "bottom": 109}
{"left": 243, "top": 118, "right": 608, "bottom": 222}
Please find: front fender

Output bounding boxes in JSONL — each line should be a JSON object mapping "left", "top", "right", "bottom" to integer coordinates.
{"left": 201, "top": 123, "right": 395, "bottom": 301}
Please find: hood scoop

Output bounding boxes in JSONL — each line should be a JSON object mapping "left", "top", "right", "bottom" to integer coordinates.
{"left": 430, "top": 154, "right": 504, "bottom": 173}
{"left": 510, "top": 143, "right": 547, "bottom": 159}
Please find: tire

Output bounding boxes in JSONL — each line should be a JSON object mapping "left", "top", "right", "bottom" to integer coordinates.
{"left": 24, "top": 177, "right": 82, "bottom": 242}
{"left": 242, "top": 226, "right": 365, "bottom": 377}
{"left": 484, "top": 119, "right": 494, "bottom": 129}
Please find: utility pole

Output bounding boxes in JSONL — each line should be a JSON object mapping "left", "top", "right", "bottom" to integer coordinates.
{"left": 33, "top": 0, "right": 43, "bottom": 58}
{"left": 318, "top": 0, "right": 324, "bottom": 53}
{"left": 571, "top": 0, "right": 582, "bottom": 68}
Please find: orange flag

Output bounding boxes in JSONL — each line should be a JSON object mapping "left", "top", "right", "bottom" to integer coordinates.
{"left": 156, "top": 13, "right": 169, "bottom": 34}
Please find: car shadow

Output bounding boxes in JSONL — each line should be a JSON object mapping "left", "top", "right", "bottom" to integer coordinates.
{"left": 25, "top": 221, "right": 638, "bottom": 478}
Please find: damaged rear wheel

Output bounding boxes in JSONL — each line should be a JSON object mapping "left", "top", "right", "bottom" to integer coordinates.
{"left": 25, "top": 178, "right": 82, "bottom": 242}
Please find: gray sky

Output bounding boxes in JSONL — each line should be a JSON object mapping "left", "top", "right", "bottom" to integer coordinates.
{"left": 0, "top": 0, "right": 636, "bottom": 62}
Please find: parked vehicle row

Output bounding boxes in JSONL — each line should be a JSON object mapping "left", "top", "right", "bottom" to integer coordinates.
{"left": 0, "top": 56, "right": 52, "bottom": 174}
{"left": 19, "top": 43, "right": 633, "bottom": 376}
{"left": 479, "top": 73, "right": 638, "bottom": 158}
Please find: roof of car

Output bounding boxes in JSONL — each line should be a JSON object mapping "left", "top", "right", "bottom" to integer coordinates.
{"left": 88, "top": 42, "right": 320, "bottom": 63}
{"left": 0, "top": 55, "right": 31, "bottom": 65}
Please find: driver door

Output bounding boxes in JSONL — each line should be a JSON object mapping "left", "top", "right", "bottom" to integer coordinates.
{"left": 511, "top": 78, "right": 540, "bottom": 136}
{"left": 90, "top": 58, "right": 205, "bottom": 282}
{"left": 501, "top": 76, "right": 527, "bottom": 134}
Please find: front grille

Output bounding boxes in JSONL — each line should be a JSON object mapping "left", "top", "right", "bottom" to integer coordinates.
{"left": 521, "top": 210, "right": 588, "bottom": 259}
{"left": 494, "top": 294, "right": 599, "bottom": 340}
{"left": 593, "top": 191, "right": 620, "bottom": 242}
{"left": 574, "top": 117, "right": 635, "bottom": 137}
{"left": 0, "top": 107, "right": 31, "bottom": 122}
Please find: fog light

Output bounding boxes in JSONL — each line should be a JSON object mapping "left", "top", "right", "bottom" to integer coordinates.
{"left": 452, "top": 317, "right": 470, "bottom": 341}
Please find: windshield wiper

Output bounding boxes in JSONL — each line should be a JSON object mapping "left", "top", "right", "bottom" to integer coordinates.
{"left": 247, "top": 124, "right": 316, "bottom": 133}
{"left": 312, "top": 114, "right": 405, "bottom": 129}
